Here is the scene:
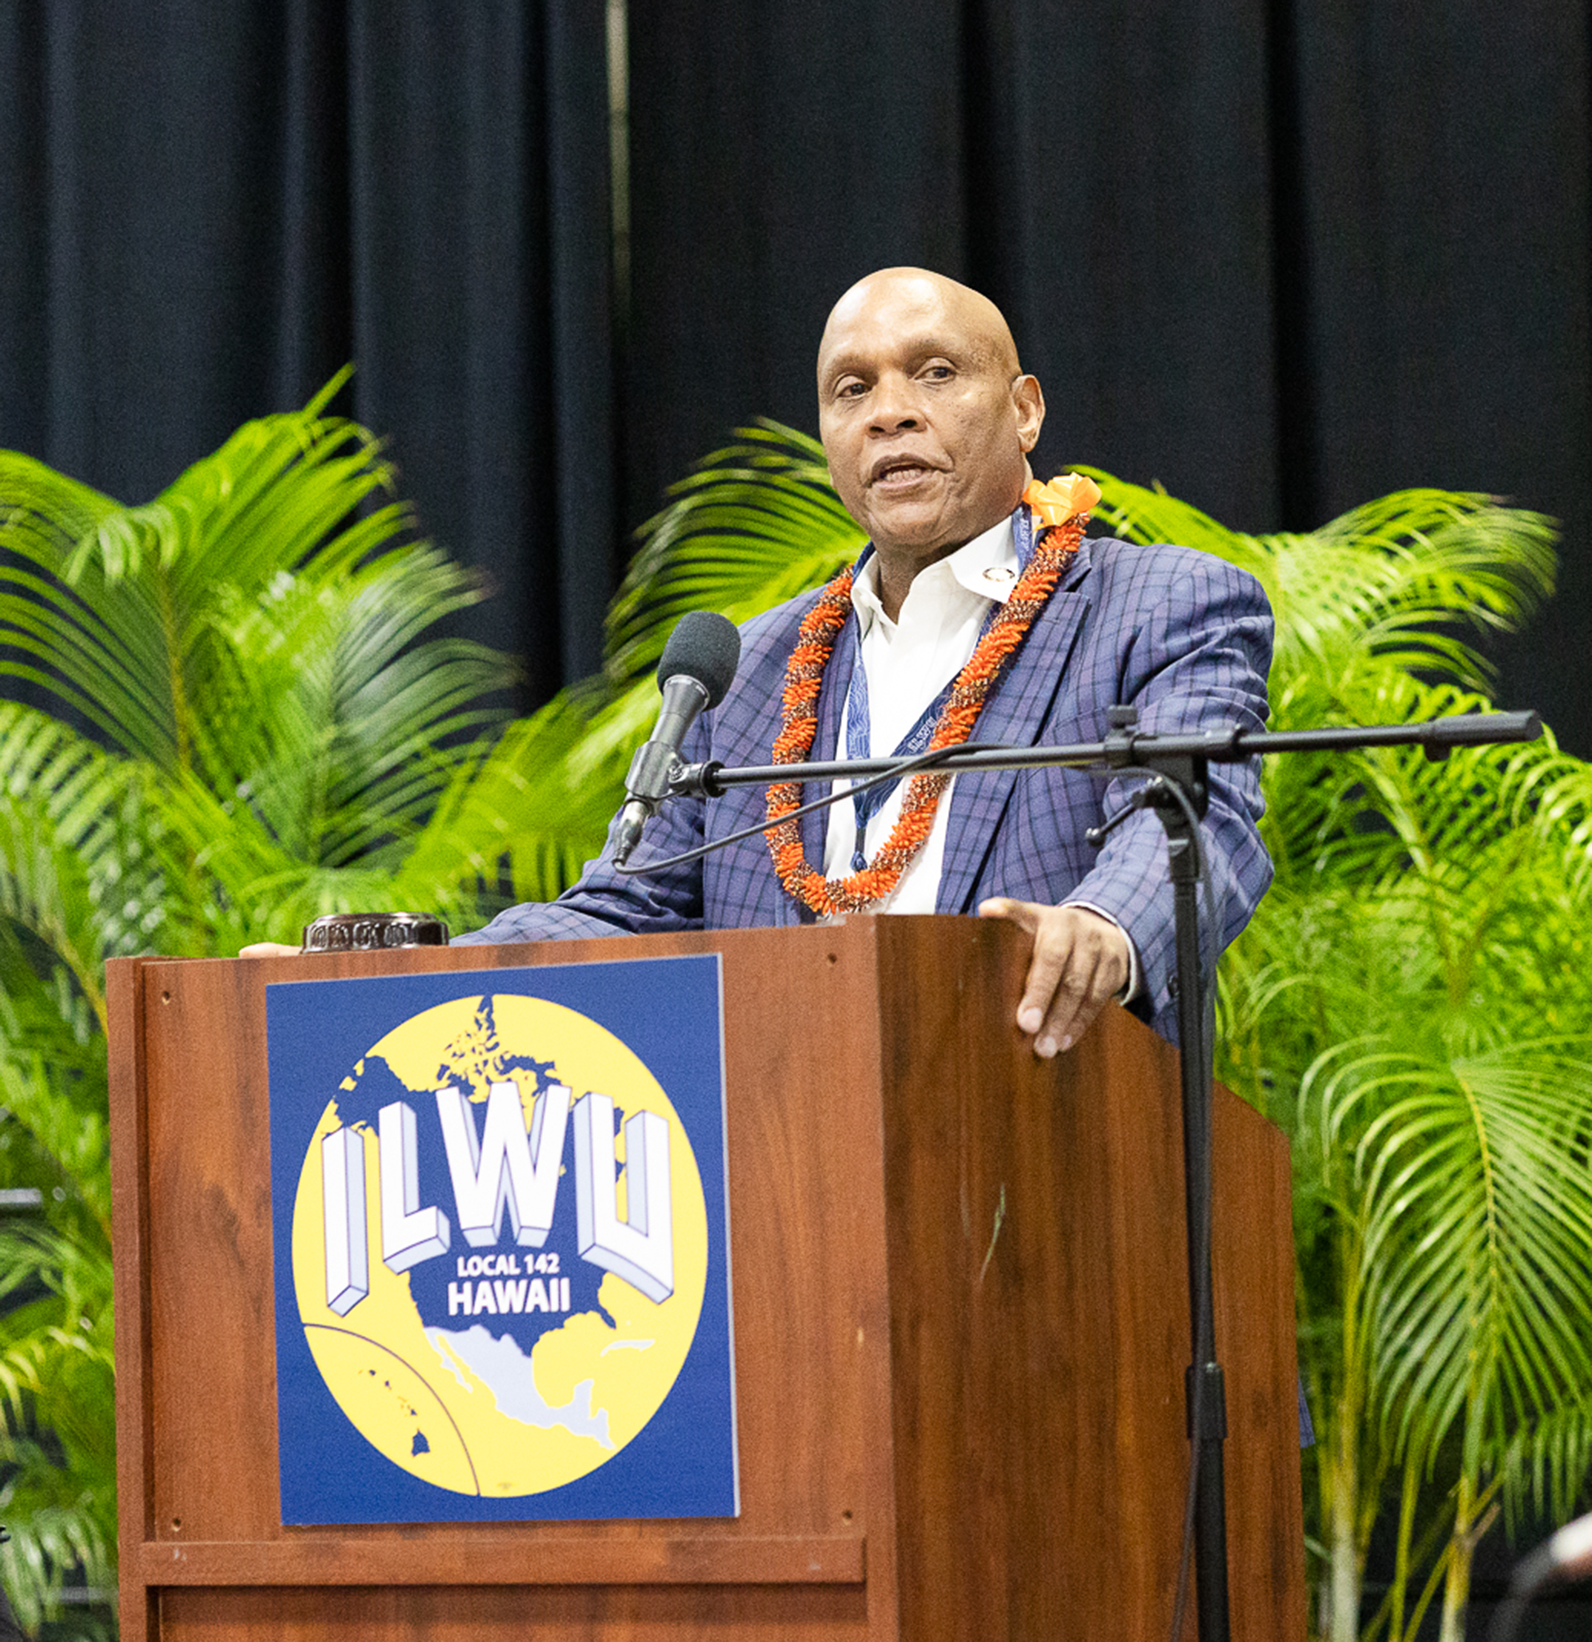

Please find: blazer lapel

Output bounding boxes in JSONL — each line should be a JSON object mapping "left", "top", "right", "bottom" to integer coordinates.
{"left": 935, "top": 546, "right": 1097, "bottom": 914}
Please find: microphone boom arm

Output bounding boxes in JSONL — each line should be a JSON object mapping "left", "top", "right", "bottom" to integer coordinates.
{"left": 670, "top": 709, "right": 1542, "bottom": 799}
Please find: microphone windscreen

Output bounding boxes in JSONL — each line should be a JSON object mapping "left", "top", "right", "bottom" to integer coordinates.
{"left": 657, "top": 611, "right": 741, "bottom": 708}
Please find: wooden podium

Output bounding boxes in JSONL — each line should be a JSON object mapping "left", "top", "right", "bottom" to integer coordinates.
{"left": 108, "top": 917, "right": 1305, "bottom": 1641}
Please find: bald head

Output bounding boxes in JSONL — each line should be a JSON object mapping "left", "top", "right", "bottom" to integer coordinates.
{"left": 815, "top": 267, "right": 1044, "bottom": 617}
{"left": 818, "top": 268, "right": 1022, "bottom": 387}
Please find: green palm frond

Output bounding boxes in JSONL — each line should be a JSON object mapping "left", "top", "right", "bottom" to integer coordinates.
{"left": 0, "top": 706, "right": 193, "bottom": 1013}
{"left": 604, "top": 421, "right": 862, "bottom": 687}
{"left": 0, "top": 384, "right": 536, "bottom": 1632}
{"left": 1310, "top": 1041, "right": 1592, "bottom": 1472}
{"left": 1504, "top": 1386, "right": 1592, "bottom": 1529}
{"left": 0, "top": 1492, "right": 114, "bottom": 1639}
{"left": 0, "top": 812, "right": 113, "bottom": 1039}
{"left": 1089, "top": 476, "right": 1556, "bottom": 708}
{"left": 0, "top": 1042, "right": 109, "bottom": 1235}
{"left": 0, "top": 373, "right": 513, "bottom": 819}
{"left": 1081, "top": 470, "right": 1277, "bottom": 580}
{"left": 0, "top": 1210, "right": 115, "bottom": 1638}
{"left": 400, "top": 683, "right": 649, "bottom": 917}
{"left": 194, "top": 540, "right": 511, "bottom": 867}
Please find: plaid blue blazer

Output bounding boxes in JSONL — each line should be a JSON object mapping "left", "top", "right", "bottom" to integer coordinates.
{"left": 455, "top": 534, "right": 1274, "bottom": 1042}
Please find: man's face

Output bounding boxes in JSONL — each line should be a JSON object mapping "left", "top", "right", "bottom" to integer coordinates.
{"left": 816, "top": 272, "right": 1044, "bottom": 571}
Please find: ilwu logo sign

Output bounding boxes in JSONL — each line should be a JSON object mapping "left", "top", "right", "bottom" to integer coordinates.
{"left": 265, "top": 956, "right": 737, "bottom": 1524}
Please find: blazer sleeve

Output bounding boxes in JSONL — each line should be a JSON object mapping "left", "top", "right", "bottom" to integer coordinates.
{"left": 450, "top": 720, "right": 712, "bottom": 947}
{"left": 1057, "top": 544, "right": 1273, "bottom": 1036}
{"left": 450, "top": 596, "right": 810, "bottom": 947}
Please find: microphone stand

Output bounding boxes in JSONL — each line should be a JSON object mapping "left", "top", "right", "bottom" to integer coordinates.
{"left": 670, "top": 707, "right": 1540, "bottom": 1642}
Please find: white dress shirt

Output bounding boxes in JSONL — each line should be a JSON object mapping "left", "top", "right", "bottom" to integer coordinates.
{"left": 822, "top": 514, "right": 1015, "bottom": 909}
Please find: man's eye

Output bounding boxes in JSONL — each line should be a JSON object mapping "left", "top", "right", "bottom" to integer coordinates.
{"left": 921, "top": 364, "right": 955, "bottom": 381}
{"left": 835, "top": 380, "right": 867, "bottom": 399}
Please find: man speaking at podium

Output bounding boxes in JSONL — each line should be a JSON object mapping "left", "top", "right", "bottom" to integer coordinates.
{"left": 449, "top": 268, "right": 1273, "bottom": 1057}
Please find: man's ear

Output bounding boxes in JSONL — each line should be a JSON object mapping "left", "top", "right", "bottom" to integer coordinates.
{"left": 1013, "top": 374, "right": 1045, "bottom": 452}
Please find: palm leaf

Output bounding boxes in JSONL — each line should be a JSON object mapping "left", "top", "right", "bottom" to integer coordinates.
{"left": 1317, "top": 1042, "right": 1592, "bottom": 1460}
{"left": 1087, "top": 476, "right": 1555, "bottom": 703}
{"left": 0, "top": 376, "right": 506, "bottom": 798}
{"left": 604, "top": 421, "right": 862, "bottom": 687}
{"left": 399, "top": 684, "right": 642, "bottom": 918}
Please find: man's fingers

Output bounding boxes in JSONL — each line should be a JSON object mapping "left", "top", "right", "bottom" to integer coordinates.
{"left": 979, "top": 897, "right": 1052, "bottom": 1031}
{"left": 1020, "top": 920, "right": 1076, "bottom": 1040}
{"left": 977, "top": 896, "right": 1038, "bottom": 932}
{"left": 1026, "top": 920, "right": 1095, "bottom": 1054}
{"left": 980, "top": 899, "right": 1131, "bottom": 1057}
{"left": 239, "top": 941, "right": 303, "bottom": 958}
{"left": 1032, "top": 940, "right": 1121, "bottom": 1057}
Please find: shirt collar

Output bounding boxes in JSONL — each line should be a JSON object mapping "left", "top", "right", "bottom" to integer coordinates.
{"left": 850, "top": 512, "right": 1019, "bottom": 629}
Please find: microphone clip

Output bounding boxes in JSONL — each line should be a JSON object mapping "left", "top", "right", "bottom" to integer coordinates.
{"left": 671, "top": 760, "right": 727, "bottom": 800}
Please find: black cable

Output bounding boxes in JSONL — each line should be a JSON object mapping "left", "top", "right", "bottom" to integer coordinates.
{"left": 1164, "top": 773, "right": 1214, "bottom": 1642}
{"left": 1096, "top": 771, "right": 1225, "bottom": 1642}
{"left": 1168, "top": 1431, "right": 1202, "bottom": 1642}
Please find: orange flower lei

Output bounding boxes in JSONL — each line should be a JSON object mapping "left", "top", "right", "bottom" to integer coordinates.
{"left": 763, "top": 475, "right": 1103, "bottom": 914}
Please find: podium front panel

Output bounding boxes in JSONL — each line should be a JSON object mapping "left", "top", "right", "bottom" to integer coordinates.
{"left": 108, "top": 918, "right": 1305, "bottom": 1641}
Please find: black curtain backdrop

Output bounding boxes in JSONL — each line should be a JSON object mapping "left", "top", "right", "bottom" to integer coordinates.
{"left": 1, "top": 2, "right": 1588, "bottom": 746}
{"left": 0, "top": 0, "right": 616, "bottom": 705}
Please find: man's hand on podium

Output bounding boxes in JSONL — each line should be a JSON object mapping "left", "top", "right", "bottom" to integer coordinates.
{"left": 239, "top": 942, "right": 302, "bottom": 957}
{"left": 976, "top": 899, "right": 1131, "bottom": 1060}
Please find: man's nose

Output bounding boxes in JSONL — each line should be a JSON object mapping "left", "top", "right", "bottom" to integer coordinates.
{"left": 868, "top": 373, "right": 923, "bottom": 431}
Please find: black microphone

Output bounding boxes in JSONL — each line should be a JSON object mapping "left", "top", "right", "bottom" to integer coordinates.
{"left": 612, "top": 611, "right": 741, "bottom": 866}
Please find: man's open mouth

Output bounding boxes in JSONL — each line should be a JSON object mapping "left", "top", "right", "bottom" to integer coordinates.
{"left": 870, "top": 458, "right": 940, "bottom": 487}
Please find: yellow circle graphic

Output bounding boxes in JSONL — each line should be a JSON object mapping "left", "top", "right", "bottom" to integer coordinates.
{"left": 289, "top": 994, "right": 710, "bottom": 1496}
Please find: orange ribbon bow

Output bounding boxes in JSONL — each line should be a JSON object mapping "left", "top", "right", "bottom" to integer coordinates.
{"left": 1023, "top": 473, "right": 1102, "bottom": 529}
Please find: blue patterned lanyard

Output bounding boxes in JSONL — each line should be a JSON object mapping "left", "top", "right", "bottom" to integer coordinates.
{"left": 838, "top": 506, "right": 1036, "bottom": 870}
